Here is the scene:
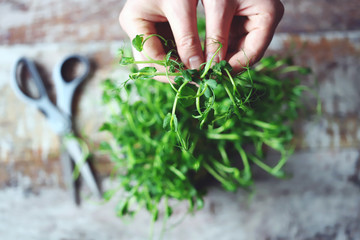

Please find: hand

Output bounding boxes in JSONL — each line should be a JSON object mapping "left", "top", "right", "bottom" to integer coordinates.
{"left": 202, "top": 0, "right": 284, "bottom": 72}
{"left": 119, "top": 0, "right": 203, "bottom": 71}
{"left": 119, "top": 0, "right": 284, "bottom": 73}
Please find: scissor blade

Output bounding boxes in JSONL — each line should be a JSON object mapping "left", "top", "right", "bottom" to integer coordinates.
{"left": 60, "top": 151, "right": 80, "bottom": 205}
{"left": 62, "top": 137, "right": 102, "bottom": 199}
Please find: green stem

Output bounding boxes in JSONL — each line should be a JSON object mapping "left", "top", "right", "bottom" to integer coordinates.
{"left": 248, "top": 155, "right": 274, "bottom": 175}
{"left": 170, "top": 80, "right": 189, "bottom": 129}
{"left": 164, "top": 64, "right": 180, "bottom": 93}
{"left": 134, "top": 60, "right": 165, "bottom": 65}
{"left": 207, "top": 132, "right": 240, "bottom": 140}
{"left": 195, "top": 85, "right": 203, "bottom": 116}
{"left": 143, "top": 34, "right": 168, "bottom": 45}
{"left": 200, "top": 42, "right": 223, "bottom": 78}
{"left": 224, "top": 69, "right": 239, "bottom": 95}
{"left": 218, "top": 143, "right": 230, "bottom": 165}
{"left": 272, "top": 148, "right": 293, "bottom": 173}
{"left": 160, "top": 197, "right": 169, "bottom": 240}
{"left": 211, "top": 119, "right": 233, "bottom": 134}
{"left": 172, "top": 81, "right": 187, "bottom": 115}
{"left": 223, "top": 82, "right": 242, "bottom": 119}
{"left": 181, "top": 84, "right": 207, "bottom": 99}
{"left": 176, "top": 131, "right": 188, "bottom": 150}
{"left": 203, "top": 162, "right": 232, "bottom": 187}
{"left": 235, "top": 143, "right": 252, "bottom": 181}
{"left": 124, "top": 112, "right": 155, "bottom": 145}
{"left": 136, "top": 72, "right": 182, "bottom": 77}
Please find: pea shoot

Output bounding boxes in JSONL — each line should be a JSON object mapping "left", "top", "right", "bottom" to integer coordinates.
{"left": 100, "top": 34, "right": 311, "bottom": 232}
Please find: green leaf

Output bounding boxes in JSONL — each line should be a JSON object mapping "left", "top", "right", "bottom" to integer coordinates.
{"left": 139, "top": 66, "right": 157, "bottom": 74}
{"left": 205, "top": 79, "right": 218, "bottom": 90}
{"left": 179, "top": 85, "right": 196, "bottom": 107}
{"left": 181, "top": 70, "right": 192, "bottom": 82}
{"left": 99, "top": 122, "right": 112, "bottom": 132}
{"left": 116, "top": 199, "right": 129, "bottom": 217}
{"left": 166, "top": 206, "right": 173, "bottom": 217}
{"left": 213, "top": 60, "right": 232, "bottom": 75}
{"left": 168, "top": 64, "right": 176, "bottom": 73}
{"left": 102, "top": 78, "right": 116, "bottom": 90}
{"left": 180, "top": 86, "right": 196, "bottom": 97}
{"left": 204, "top": 87, "right": 212, "bottom": 98}
{"left": 132, "top": 34, "right": 144, "bottom": 52}
{"left": 260, "top": 56, "right": 277, "bottom": 68}
{"left": 102, "top": 92, "right": 111, "bottom": 104}
{"left": 174, "top": 76, "right": 185, "bottom": 85}
{"left": 99, "top": 141, "right": 112, "bottom": 151}
{"left": 189, "top": 198, "right": 195, "bottom": 212}
{"left": 165, "top": 49, "right": 175, "bottom": 63}
{"left": 138, "top": 67, "right": 157, "bottom": 79}
{"left": 200, "top": 108, "right": 214, "bottom": 128}
{"left": 196, "top": 197, "right": 204, "bottom": 210}
{"left": 299, "top": 67, "right": 312, "bottom": 75}
{"left": 152, "top": 208, "right": 159, "bottom": 221}
{"left": 163, "top": 113, "right": 172, "bottom": 131}
{"left": 103, "top": 188, "right": 117, "bottom": 201}
{"left": 119, "top": 56, "right": 135, "bottom": 65}
{"left": 187, "top": 69, "right": 198, "bottom": 75}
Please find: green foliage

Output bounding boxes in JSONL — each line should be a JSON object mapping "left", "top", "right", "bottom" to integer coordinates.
{"left": 132, "top": 34, "right": 144, "bottom": 52}
{"left": 100, "top": 35, "right": 311, "bottom": 224}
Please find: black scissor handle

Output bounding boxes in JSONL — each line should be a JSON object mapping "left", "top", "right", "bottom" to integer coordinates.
{"left": 12, "top": 57, "right": 50, "bottom": 102}
{"left": 11, "top": 57, "right": 71, "bottom": 134}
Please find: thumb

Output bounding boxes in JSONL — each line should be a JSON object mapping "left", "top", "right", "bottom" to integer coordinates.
{"left": 164, "top": 1, "right": 204, "bottom": 69}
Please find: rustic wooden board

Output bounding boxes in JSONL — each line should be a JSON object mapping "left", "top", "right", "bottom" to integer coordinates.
{"left": 280, "top": 0, "right": 360, "bottom": 32}
{"left": 1, "top": 0, "right": 360, "bottom": 45}
{"left": 0, "top": 0, "right": 127, "bottom": 44}
{"left": 1, "top": 1, "right": 360, "bottom": 239}
{"left": 270, "top": 33, "right": 360, "bottom": 149}
{"left": 0, "top": 0, "right": 360, "bottom": 189}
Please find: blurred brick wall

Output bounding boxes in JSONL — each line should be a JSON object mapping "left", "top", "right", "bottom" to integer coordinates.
{"left": 0, "top": 0, "right": 359, "bottom": 188}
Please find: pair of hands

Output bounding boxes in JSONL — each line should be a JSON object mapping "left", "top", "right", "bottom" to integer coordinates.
{"left": 119, "top": 0, "right": 284, "bottom": 73}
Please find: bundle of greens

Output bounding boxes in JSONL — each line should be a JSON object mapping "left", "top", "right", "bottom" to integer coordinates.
{"left": 100, "top": 34, "right": 310, "bottom": 223}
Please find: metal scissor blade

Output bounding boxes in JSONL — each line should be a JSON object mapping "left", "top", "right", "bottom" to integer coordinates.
{"left": 60, "top": 151, "right": 80, "bottom": 205}
{"left": 62, "top": 137, "right": 102, "bottom": 199}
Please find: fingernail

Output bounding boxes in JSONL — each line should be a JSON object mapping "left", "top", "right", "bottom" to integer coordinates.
{"left": 189, "top": 55, "right": 202, "bottom": 69}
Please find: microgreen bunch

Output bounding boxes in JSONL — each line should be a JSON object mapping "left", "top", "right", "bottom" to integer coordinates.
{"left": 100, "top": 34, "right": 311, "bottom": 226}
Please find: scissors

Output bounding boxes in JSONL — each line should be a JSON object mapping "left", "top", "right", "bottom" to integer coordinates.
{"left": 11, "top": 55, "right": 102, "bottom": 204}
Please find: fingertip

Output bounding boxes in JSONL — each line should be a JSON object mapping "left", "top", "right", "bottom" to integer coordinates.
{"left": 163, "top": 1, "right": 203, "bottom": 69}
{"left": 189, "top": 55, "right": 203, "bottom": 69}
{"left": 175, "top": 34, "right": 204, "bottom": 69}
{"left": 228, "top": 50, "right": 262, "bottom": 73}
{"left": 205, "top": 39, "right": 224, "bottom": 63}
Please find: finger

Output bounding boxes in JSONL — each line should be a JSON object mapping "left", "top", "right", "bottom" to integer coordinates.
{"left": 202, "top": 0, "right": 235, "bottom": 63}
{"left": 228, "top": 0, "right": 284, "bottom": 72}
{"left": 228, "top": 27, "right": 273, "bottom": 72}
{"left": 164, "top": 0, "right": 204, "bottom": 69}
{"left": 119, "top": 1, "right": 167, "bottom": 61}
